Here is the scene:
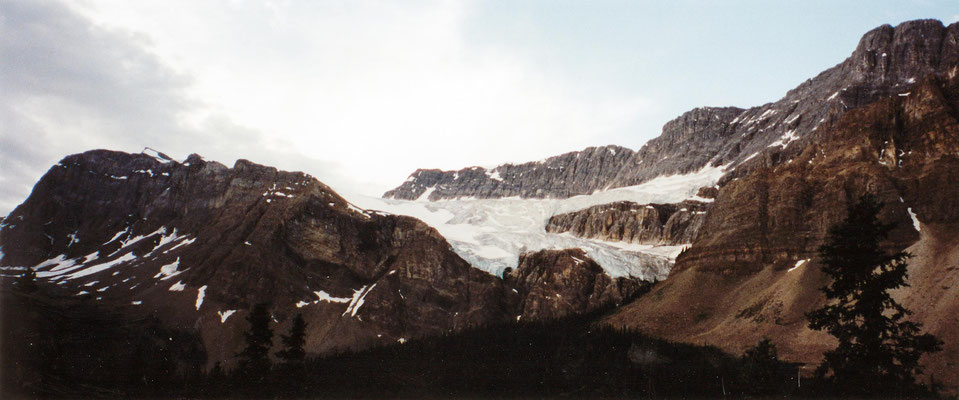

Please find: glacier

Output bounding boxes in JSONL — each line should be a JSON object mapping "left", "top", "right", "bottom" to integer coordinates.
{"left": 347, "top": 165, "right": 725, "bottom": 279}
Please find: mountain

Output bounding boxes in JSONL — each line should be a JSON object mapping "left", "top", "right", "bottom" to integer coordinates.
{"left": 377, "top": 18, "right": 959, "bottom": 392}
{"left": 383, "top": 145, "right": 636, "bottom": 200}
{"left": 0, "top": 150, "right": 650, "bottom": 373}
{"left": 605, "top": 72, "right": 959, "bottom": 390}
{"left": 386, "top": 20, "right": 959, "bottom": 201}
{"left": 4, "top": 17, "right": 959, "bottom": 396}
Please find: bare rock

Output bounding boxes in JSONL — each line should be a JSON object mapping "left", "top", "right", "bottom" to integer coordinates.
{"left": 507, "top": 249, "right": 644, "bottom": 320}
{"left": 545, "top": 200, "right": 708, "bottom": 245}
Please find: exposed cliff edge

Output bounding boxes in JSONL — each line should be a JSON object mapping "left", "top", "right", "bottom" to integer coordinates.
{"left": 546, "top": 200, "right": 709, "bottom": 245}
{"left": 507, "top": 249, "right": 647, "bottom": 320}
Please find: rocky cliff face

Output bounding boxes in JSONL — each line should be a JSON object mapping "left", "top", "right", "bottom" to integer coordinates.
{"left": 605, "top": 74, "right": 959, "bottom": 390}
{"left": 0, "top": 150, "right": 650, "bottom": 367}
{"left": 545, "top": 200, "right": 708, "bottom": 245}
{"left": 507, "top": 249, "right": 644, "bottom": 320}
{"left": 383, "top": 145, "right": 635, "bottom": 200}
{"left": 387, "top": 20, "right": 959, "bottom": 200}
{"left": 0, "top": 150, "right": 518, "bottom": 366}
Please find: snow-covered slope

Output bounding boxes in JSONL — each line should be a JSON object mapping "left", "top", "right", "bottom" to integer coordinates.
{"left": 350, "top": 165, "right": 725, "bottom": 279}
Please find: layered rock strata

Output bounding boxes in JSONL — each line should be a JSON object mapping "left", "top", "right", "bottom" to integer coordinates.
{"left": 546, "top": 200, "right": 708, "bottom": 245}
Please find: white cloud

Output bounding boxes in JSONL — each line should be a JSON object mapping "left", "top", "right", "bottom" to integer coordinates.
{"left": 1, "top": 0, "right": 654, "bottom": 215}
{"left": 71, "top": 0, "right": 654, "bottom": 191}
{"left": 0, "top": 0, "right": 351, "bottom": 216}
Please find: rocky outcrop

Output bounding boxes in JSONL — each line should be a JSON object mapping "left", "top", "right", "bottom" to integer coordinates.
{"left": 383, "top": 145, "right": 635, "bottom": 200}
{"left": 506, "top": 249, "right": 645, "bottom": 320}
{"left": 605, "top": 74, "right": 959, "bottom": 390}
{"left": 0, "top": 150, "right": 516, "bottom": 367}
{"left": 545, "top": 200, "right": 708, "bottom": 245}
{"left": 386, "top": 20, "right": 959, "bottom": 200}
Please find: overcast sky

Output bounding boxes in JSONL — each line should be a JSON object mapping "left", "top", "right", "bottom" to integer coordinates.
{"left": 2, "top": 1, "right": 957, "bottom": 216}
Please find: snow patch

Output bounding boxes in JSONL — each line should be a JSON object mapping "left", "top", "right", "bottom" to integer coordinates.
{"left": 147, "top": 228, "right": 189, "bottom": 256}
{"left": 740, "top": 152, "right": 761, "bottom": 164}
{"left": 105, "top": 228, "right": 130, "bottom": 245}
{"left": 195, "top": 285, "right": 207, "bottom": 310}
{"left": 315, "top": 290, "right": 351, "bottom": 303}
{"left": 416, "top": 186, "right": 437, "bottom": 202}
{"left": 34, "top": 254, "right": 78, "bottom": 275}
{"left": 347, "top": 203, "right": 372, "bottom": 218}
{"left": 784, "top": 113, "right": 801, "bottom": 125}
{"left": 907, "top": 208, "right": 921, "bottom": 232}
{"left": 108, "top": 226, "right": 167, "bottom": 257}
{"left": 164, "top": 237, "right": 195, "bottom": 253}
{"left": 758, "top": 108, "right": 778, "bottom": 119}
{"left": 218, "top": 310, "right": 237, "bottom": 323}
{"left": 343, "top": 284, "right": 377, "bottom": 317}
{"left": 768, "top": 129, "right": 799, "bottom": 149}
{"left": 142, "top": 148, "right": 174, "bottom": 164}
{"left": 67, "top": 232, "right": 79, "bottom": 247}
{"left": 788, "top": 259, "right": 809, "bottom": 272}
{"left": 58, "top": 252, "right": 137, "bottom": 280}
{"left": 154, "top": 258, "right": 182, "bottom": 280}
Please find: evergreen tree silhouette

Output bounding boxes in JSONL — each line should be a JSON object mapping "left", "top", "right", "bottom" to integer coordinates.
{"left": 741, "top": 337, "right": 781, "bottom": 394}
{"left": 276, "top": 313, "right": 307, "bottom": 367}
{"left": 807, "top": 194, "right": 942, "bottom": 396}
{"left": 237, "top": 303, "right": 273, "bottom": 376}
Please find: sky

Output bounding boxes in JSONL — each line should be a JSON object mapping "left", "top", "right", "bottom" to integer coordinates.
{"left": 1, "top": 0, "right": 957, "bottom": 217}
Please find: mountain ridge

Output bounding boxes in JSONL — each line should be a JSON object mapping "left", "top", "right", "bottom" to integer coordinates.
{"left": 385, "top": 19, "right": 959, "bottom": 201}
{"left": 0, "top": 149, "right": 651, "bottom": 369}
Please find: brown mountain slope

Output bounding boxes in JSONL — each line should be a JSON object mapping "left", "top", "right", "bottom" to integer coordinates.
{"left": 0, "top": 151, "right": 516, "bottom": 367}
{"left": 605, "top": 72, "right": 959, "bottom": 390}
{"left": 0, "top": 150, "right": 648, "bottom": 370}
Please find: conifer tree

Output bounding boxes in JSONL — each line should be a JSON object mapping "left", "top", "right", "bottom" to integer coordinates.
{"left": 237, "top": 303, "right": 273, "bottom": 375}
{"left": 807, "top": 194, "right": 942, "bottom": 395}
{"left": 741, "top": 338, "right": 781, "bottom": 394}
{"left": 276, "top": 313, "right": 307, "bottom": 366}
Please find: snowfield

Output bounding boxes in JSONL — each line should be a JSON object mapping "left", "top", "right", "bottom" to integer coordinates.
{"left": 347, "top": 165, "right": 724, "bottom": 279}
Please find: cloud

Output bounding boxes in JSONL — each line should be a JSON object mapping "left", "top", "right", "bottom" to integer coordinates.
{"left": 72, "top": 0, "right": 655, "bottom": 194}
{"left": 0, "top": 0, "right": 655, "bottom": 216}
{"left": 0, "top": 0, "right": 194, "bottom": 215}
{"left": 0, "top": 0, "right": 349, "bottom": 216}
